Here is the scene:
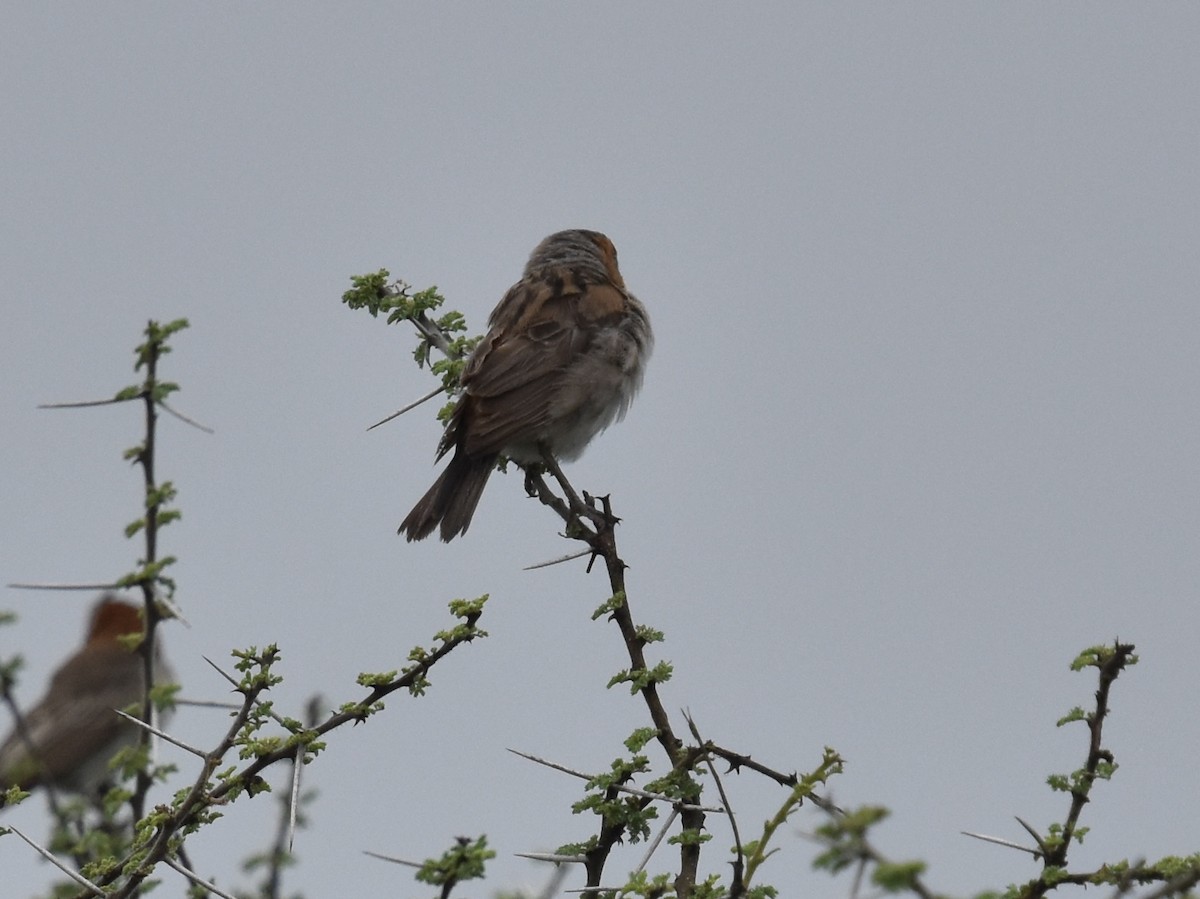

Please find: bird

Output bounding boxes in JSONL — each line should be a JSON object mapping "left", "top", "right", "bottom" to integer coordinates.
{"left": 0, "top": 595, "right": 174, "bottom": 806}
{"left": 399, "top": 229, "right": 652, "bottom": 542}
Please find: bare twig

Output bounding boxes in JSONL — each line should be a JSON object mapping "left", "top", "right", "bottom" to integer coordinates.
{"left": 6, "top": 582, "right": 123, "bottom": 591}
{"left": 533, "top": 862, "right": 572, "bottom": 899}
{"left": 114, "top": 708, "right": 206, "bottom": 759}
{"left": 516, "top": 852, "right": 587, "bottom": 865}
{"left": 367, "top": 384, "right": 446, "bottom": 431}
{"left": 175, "top": 698, "right": 243, "bottom": 710}
{"left": 1015, "top": 816, "right": 1051, "bottom": 857}
{"left": 162, "top": 856, "right": 239, "bottom": 899}
{"left": 37, "top": 397, "right": 133, "bottom": 409}
{"left": 686, "top": 711, "right": 744, "bottom": 895}
{"left": 410, "top": 310, "right": 456, "bottom": 359}
{"left": 522, "top": 548, "right": 594, "bottom": 571}
{"left": 633, "top": 806, "right": 680, "bottom": 874}
{"left": 363, "top": 849, "right": 423, "bottom": 868}
{"left": 507, "top": 748, "right": 722, "bottom": 811}
{"left": 960, "top": 829, "right": 1041, "bottom": 857}
{"left": 158, "top": 400, "right": 214, "bottom": 433}
{"left": 7, "top": 826, "right": 105, "bottom": 896}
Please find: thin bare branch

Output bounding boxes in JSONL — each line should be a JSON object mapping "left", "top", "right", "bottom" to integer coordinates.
{"left": 6, "top": 581, "right": 122, "bottom": 591}
{"left": 158, "top": 400, "right": 214, "bottom": 433}
{"left": 533, "top": 862, "right": 572, "bottom": 899}
{"left": 203, "top": 655, "right": 242, "bottom": 689}
{"left": 162, "top": 856, "right": 239, "bottom": 899}
{"left": 850, "top": 856, "right": 866, "bottom": 898}
{"left": 37, "top": 397, "right": 134, "bottom": 409}
{"left": 7, "top": 826, "right": 105, "bottom": 896}
{"left": 175, "top": 698, "right": 243, "bottom": 710}
{"left": 411, "top": 310, "right": 457, "bottom": 359}
{"left": 367, "top": 384, "right": 446, "bottom": 431}
{"left": 115, "top": 708, "right": 207, "bottom": 759}
{"left": 686, "top": 711, "right": 743, "bottom": 893}
{"left": 961, "top": 829, "right": 1041, "bottom": 857}
{"left": 154, "top": 591, "right": 191, "bottom": 627}
{"left": 507, "top": 748, "right": 722, "bottom": 812}
{"left": 522, "top": 548, "right": 594, "bottom": 571}
{"left": 634, "top": 806, "right": 680, "bottom": 874}
{"left": 516, "top": 852, "right": 587, "bottom": 865}
{"left": 363, "top": 849, "right": 423, "bottom": 868}
{"left": 1015, "top": 816, "right": 1051, "bottom": 857}
{"left": 288, "top": 746, "right": 303, "bottom": 851}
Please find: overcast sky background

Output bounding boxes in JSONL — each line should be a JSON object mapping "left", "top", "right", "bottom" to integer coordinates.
{"left": 2, "top": 5, "right": 1198, "bottom": 898}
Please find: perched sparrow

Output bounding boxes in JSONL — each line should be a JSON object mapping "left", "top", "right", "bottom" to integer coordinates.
{"left": 0, "top": 595, "right": 173, "bottom": 805}
{"left": 400, "top": 229, "right": 652, "bottom": 541}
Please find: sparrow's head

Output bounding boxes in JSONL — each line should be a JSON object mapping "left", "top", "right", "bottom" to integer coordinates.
{"left": 85, "top": 596, "right": 145, "bottom": 649}
{"left": 524, "top": 229, "right": 625, "bottom": 289}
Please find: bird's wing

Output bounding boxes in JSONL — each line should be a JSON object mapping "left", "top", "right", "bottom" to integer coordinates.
{"left": 457, "top": 275, "right": 628, "bottom": 456}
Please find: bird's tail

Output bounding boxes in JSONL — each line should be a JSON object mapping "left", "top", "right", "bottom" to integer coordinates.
{"left": 399, "top": 450, "right": 496, "bottom": 542}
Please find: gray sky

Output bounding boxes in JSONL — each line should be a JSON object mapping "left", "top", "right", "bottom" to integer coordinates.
{"left": 2, "top": 5, "right": 1198, "bottom": 897}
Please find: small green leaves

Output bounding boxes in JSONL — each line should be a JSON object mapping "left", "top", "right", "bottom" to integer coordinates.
{"left": 340, "top": 269, "right": 393, "bottom": 314}
{"left": 1056, "top": 706, "right": 1087, "bottom": 727}
{"left": 116, "top": 556, "right": 178, "bottom": 590}
{"left": 872, "top": 859, "right": 927, "bottom": 891}
{"left": 415, "top": 835, "right": 494, "bottom": 888}
{"left": 338, "top": 699, "right": 384, "bottom": 723}
{"left": 230, "top": 645, "right": 284, "bottom": 692}
{"left": 1151, "top": 852, "right": 1200, "bottom": 879}
{"left": 145, "top": 481, "right": 177, "bottom": 509}
{"left": 812, "top": 805, "right": 890, "bottom": 874}
{"left": 401, "top": 646, "right": 433, "bottom": 696}
{"left": 394, "top": 286, "right": 450, "bottom": 325}
{"left": 134, "top": 318, "right": 189, "bottom": 372}
{"left": 669, "top": 826, "right": 711, "bottom": 847}
{"left": 341, "top": 272, "right": 451, "bottom": 326}
{"left": 1042, "top": 865, "right": 1069, "bottom": 885}
{"left": 616, "top": 870, "right": 674, "bottom": 897}
{"left": 150, "top": 681, "right": 181, "bottom": 714}
{"left": 625, "top": 727, "right": 658, "bottom": 753}
{"left": 1070, "top": 642, "right": 1139, "bottom": 672}
{"left": 634, "top": 624, "right": 664, "bottom": 646}
{"left": 608, "top": 661, "right": 674, "bottom": 694}
{"left": 643, "top": 767, "right": 702, "bottom": 806}
{"left": 592, "top": 591, "right": 627, "bottom": 620}
{"left": 448, "top": 593, "right": 488, "bottom": 623}
{"left": 357, "top": 670, "right": 400, "bottom": 688}
{"left": 1047, "top": 760, "right": 1119, "bottom": 796}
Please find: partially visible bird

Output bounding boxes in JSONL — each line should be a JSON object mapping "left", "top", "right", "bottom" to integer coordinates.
{"left": 0, "top": 595, "right": 173, "bottom": 805}
{"left": 399, "top": 229, "right": 653, "bottom": 542}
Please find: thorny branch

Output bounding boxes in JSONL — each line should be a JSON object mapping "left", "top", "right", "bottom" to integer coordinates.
{"left": 355, "top": 293, "right": 839, "bottom": 898}
{"left": 56, "top": 604, "right": 484, "bottom": 899}
{"left": 7, "top": 318, "right": 489, "bottom": 898}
